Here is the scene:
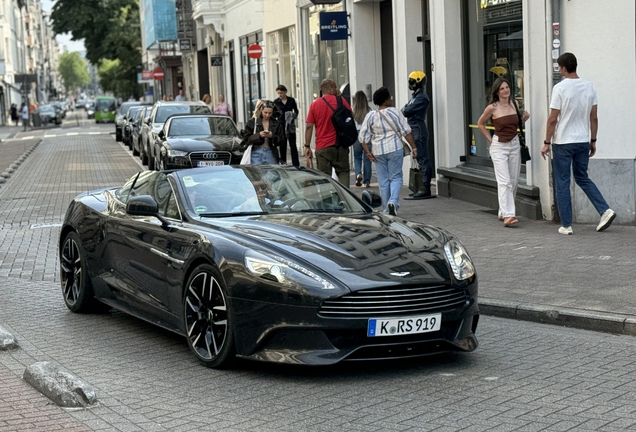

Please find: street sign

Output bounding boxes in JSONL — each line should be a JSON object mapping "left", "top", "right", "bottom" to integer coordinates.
{"left": 179, "top": 39, "right": 192, "bottom": 51}
{"left": 247, "top": 44, "right": 263, "bottom": 59}
{"left": 210, "top": 56, "right": 223, "bottom": 67}
{"left": 153, "top": 67, "right": 165, "bottom": 80}
{"left": 141, "top": 71, "right": 154, "bottom": 80}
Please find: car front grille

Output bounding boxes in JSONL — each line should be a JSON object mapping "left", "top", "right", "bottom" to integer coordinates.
{"left": 189, "top": 151, "right": 232, "bottom": 166}
{"left": 319, "top": 285, "right": 468, "bottom": 318}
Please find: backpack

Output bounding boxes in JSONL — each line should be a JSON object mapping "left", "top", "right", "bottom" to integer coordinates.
{"left": 321, "top": 96, "right": 358, "bottom": 148}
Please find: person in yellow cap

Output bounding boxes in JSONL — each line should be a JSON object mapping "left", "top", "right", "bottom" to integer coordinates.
{"left": 402, "top": 71, "right": 434, "bottom": 198}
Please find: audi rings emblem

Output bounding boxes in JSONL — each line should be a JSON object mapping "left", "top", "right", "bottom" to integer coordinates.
{"left": 202, "top": 152, "right": 219, "bottom": 159}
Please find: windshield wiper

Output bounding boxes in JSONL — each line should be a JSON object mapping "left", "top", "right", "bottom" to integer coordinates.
{"left": 297, "top": 209, "right": 345, "bottom": 213}
{"left": 198, "top": 211, "right": 268, "bottom": 217}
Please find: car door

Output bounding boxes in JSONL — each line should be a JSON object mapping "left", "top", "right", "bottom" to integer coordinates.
{"left": 105, "top": 171, "right": 196, "bottom": 329}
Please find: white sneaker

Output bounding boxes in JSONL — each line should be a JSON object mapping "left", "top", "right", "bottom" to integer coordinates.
{"left": 597, "top": 209, "right": 616, "bottom": 232}
{"left": 558, "top": 226, "right": 573, "bottom": 235}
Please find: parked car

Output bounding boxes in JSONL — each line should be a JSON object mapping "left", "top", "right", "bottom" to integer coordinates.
{"left": 116, "top": 101, "right": 149, "bottom": 141}
{"left": 94, "top": 96, "right": 117, "bottom": 123}
{"left": 75, "top": 99, "right": 87, "bottom": 110}
{"left": 132, "top": 107, "right": 151, "bottom": 157}
{"left": 122, "top": 106, "right": 146, "bottom": 149}
{"left": 38, "top": 105, "right": 62, "bottom": 125}
{"left": 51, "top": 101, "right": 67, "bottom": 119}
{"left": 59, "top": 165, "right": 479, "bottom": 368}
{"left": 85, "top": 100, "right": 96, "bottom": 118}
{"left": 154, "top": 114, "right": 242, "bottom": 170}
{"left": 140, "top": 101, "right": 211, "bottom": 170}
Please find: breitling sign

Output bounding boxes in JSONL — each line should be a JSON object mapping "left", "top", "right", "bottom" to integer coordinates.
{"left": 319, "top": 11, "right": 348, "bottom": 41}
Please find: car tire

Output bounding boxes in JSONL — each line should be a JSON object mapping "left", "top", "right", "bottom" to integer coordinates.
{"left": 60, "top": 231, "right": 104, "bottom": 313}
{"left": 147, "top": 148, "right": 156, "bottom": 170}
{"left": 183, "top": 264, "right": 236, "bottom": 369}
{"left": 141, "top": 142, "right": 148, "bottom": 165}
{"left": 132, "top": 138, "right": 140, "bottom": 156}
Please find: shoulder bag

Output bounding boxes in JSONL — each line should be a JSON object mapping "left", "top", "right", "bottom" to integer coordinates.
{"left": 513, "top": 99, "right": 531, "bottom": 163}
{"left": 378, "top": 109, "right": 411, "bottom": 157}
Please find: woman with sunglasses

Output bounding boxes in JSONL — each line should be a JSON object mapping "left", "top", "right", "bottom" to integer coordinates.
{"left": 241, "top": 100, "right": 285, "bottom": 164}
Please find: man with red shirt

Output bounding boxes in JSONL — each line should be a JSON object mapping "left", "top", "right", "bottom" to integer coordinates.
{"left": 304, "top": 79, "right": 351, "bottom": 187}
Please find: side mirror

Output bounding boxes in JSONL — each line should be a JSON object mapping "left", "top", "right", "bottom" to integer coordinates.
{"left": 127, "top": 195, "right": 170, "bottom": 227}
{"left": 126, "top": 195, "right": 158, "bottom": 216}
{"left": 158, "top": 130, "right": 166, "bottom": 140}
{"left": 361, "top": 190, "right": 382, "bottom": 208}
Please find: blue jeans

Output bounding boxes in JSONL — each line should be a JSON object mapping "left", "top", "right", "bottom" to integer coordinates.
{"left": 353, "top": 140, "right": 372, "bottom": 184}
{"left": 251, "top": 146, "right": 277, "bottom": 165}
{"left": 375, "top": 148, "right": 404, "bottom": 213}
{"left": 552, "top": 142, "right": 609, "bottom": 227}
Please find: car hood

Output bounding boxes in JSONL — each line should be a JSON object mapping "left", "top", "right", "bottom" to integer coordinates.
{"left": 204, "top": 213, "right": 453, "bottom": 289}
{"left": 167, "top": 136, "right": 238, "bottom": 152}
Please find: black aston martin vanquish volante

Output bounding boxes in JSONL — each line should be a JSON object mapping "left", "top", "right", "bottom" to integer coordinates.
{"left": 59, "top": 165, "right": 479, "bottom": 368}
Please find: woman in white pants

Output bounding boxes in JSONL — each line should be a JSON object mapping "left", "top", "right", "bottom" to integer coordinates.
{"left": 478, "top": 78, "right": 529, "bottom": 227}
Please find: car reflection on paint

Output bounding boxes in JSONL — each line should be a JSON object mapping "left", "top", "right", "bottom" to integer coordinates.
{"left": 59, "top": 165, "right": 479, "bottom": 368}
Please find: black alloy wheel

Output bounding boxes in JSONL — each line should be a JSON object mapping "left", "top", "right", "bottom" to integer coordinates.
{"left": 183, "top": 265, "right": 235, "bottom": 368}
{"left": 60, "top": 231, "right": 101, "bottom": 313}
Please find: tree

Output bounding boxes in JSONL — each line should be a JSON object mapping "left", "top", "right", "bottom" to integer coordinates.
{"left": 51, "top": 0, "right": 142, "bottom": 98}
{"left": 98, "top": 59, "right": 133, "bottom": 97}
{"left": 59, "top": 52, "right": 90, "bottom": 93}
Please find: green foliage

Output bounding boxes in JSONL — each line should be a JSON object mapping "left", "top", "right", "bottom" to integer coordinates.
{"left": 58, "top": 52, "right": 90, "bottom": 92}
{"left": 51, "top": 0, "right": 142, "bottom": 98}
{"left": 98, "top": 59, "right": 135, "bottom": 98}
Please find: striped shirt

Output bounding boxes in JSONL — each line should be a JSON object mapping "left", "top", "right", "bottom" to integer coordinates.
{"left": 358, "top": 107, "right": 411, "bottom": 155}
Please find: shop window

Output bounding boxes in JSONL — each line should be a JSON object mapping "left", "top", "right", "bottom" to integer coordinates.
{"left": 241, "top": 32, "right": 265, "bottom": 121}
{"left": 304, "top": 4, "right": 349, "bottom": 100}
{"left": 268, "top": 26, "right": 297, "bottom": 100}
{"left": 464, "top": 0, "right": 524, "bottom": 163}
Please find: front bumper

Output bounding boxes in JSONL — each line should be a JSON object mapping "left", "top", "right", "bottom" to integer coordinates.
{"left": 230, "top": 287, "right": 479, "bottom": 365}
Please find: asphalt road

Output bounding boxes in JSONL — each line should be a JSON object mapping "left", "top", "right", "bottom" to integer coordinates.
{"left": 2, "top": 119, "right": 636, "bottom": 431}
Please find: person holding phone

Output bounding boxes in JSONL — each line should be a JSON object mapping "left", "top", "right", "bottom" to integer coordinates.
{"left": 240, "top": 100, "right": 285, "bottom": 164}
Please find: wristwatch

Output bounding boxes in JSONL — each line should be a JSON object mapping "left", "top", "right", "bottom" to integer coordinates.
{"left": 304, "top": 144, "right": 311, "bottom": 148}
{"left": 590, "top": 138, "right": 597, "bottom": 142}
{"left": 543, "top": 141, "right": 551, "bottom": 145}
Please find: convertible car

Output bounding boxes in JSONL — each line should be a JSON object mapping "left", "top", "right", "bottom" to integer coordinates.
{"left": 59, "top": 166, "right": 479, "bottom": 368}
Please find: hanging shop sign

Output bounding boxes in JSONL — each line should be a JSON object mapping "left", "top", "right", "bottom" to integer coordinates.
{"left": 210, "top": 56, "right": 223, "bottom": 67}
{"left": 179, "top": 39, "right": 192, "bottom": 51}
{"left": 319, "top": 11, "right": 348, "bottom": 41}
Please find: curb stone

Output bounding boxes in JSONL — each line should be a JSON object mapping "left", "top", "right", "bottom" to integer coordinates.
{"left": 0, "top": 325, "right": 18, "bottom": 350}
{"left": 23, "top": 361, "right": 97, "bottom": 408}
{"left": 480, "top": 298, "right": 636, "bottom": 335}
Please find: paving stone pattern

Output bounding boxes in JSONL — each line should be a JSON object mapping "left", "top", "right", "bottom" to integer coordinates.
{"left": 2, "top": 133, "right": 636, "bottom": 430}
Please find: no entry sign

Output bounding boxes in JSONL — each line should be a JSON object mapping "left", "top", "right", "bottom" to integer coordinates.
{"left": 153, "top": 67, "right": 165, "bottom": 80}
{"left": 247, "top": 44, "right": 263, "bottom": 59}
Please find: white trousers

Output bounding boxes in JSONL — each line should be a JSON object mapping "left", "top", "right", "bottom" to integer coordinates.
{"left": 490, "top": 134, "right": 521, "bottom": 218}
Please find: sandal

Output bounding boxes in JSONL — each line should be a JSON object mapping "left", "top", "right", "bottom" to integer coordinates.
{"left": 503, "top": 217, "right": 519, "bottom": 227}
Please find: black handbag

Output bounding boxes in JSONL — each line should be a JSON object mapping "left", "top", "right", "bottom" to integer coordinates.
{"left": 408, "top": 159, "right": 422, "bottom": 194}
{"left": 513, "top": 99, "right": 531, "bottom": 163}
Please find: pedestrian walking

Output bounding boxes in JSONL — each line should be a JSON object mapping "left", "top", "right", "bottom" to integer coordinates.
{"left": 241, "top": 100, "right": 284, "bottom": 165}
{"left": 477, "top": 78, "right": 530, "bottom": 227}
{"left": 358, "top": 87, "right": 417, "bottom": 216}
{"left": 214, "top": 94, "right": 233, "bottom": 119}
{"left": 274, "top": 85, "right": 299, "bottom": 166}
{"left": 402, "top": 71, "right": 433, "bottom": 198}
{"left": 542, "top": 52, "right": 616, "bottom": 235}
{"left": 304, "top": 79, "right": 352, "bottom": 187}
{"left": 20, "top": 102, "right": 29, "bottom": 131}
{"left": 202, "top": 94, "right": 213, "bottom": 111}
{"left": 351, "top": 91, "right": 372, "bottom": 188}
{"left": 175, "top": 89, "right": 187, "bottom": 101}
{"left": 10, "top": 104, "right": 18, "bottom": 125}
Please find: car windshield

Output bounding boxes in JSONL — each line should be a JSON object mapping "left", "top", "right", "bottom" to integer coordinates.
{"left": 118, "top": 102, "right": 139, "bottom": 116}
{"left": 126, "top": 107, "right": 143, "bottom": 118}
{"left": 39, "top": 106, "right": 54, "bottom": 114}
{"left": 176, "top": 166, "right": 369, "bottom": 216}
{"left": 156, "top": 105, "right": 210, "bottom": 124}
{"left": 168, "top": 117, "right": 237, "bottom": 137}
{"left": 96, "top": 99, "right": 116, "bottom": 110}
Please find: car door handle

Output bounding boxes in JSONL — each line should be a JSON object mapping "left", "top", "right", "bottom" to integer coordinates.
{"left": 150, "top": 248, "right": 184, "bottom": 265}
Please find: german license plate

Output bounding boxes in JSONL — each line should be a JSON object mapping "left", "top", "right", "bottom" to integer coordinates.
{"left": 197, "top": 160, "right": 224, "bottom": 167}
{"left": 367, "top": 314, "right": 441, "bottom": 337}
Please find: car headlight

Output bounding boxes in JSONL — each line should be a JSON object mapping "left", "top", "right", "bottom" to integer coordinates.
{"left": 167, "top": 149, "right": 188, "bottom": 157}
{"left": 444, "top": 239, "right": 475, "bottom": 280}
{"left": 244, "top": 250, "right": 335, "bottom": 290}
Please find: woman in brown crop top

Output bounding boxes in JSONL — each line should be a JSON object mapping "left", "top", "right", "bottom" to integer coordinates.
{"left": 478, "top": 78, "right": 530, "bottom": 227}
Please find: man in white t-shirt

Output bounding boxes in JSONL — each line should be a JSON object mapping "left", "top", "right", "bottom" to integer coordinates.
{"left": 542, "top": 52, "right": 616, "bottom": 235}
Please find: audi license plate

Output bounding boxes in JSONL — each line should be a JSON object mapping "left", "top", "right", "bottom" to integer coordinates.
{"left": 367, "top": 314, "right": 441, "bottom": 337}
{"left": 197, "top": 160, "right": 224, "bottom": 167}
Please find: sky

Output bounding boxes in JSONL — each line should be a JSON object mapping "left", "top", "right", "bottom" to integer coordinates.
{"left": 40, "top": 0, "right": 86, "bottom": 53}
